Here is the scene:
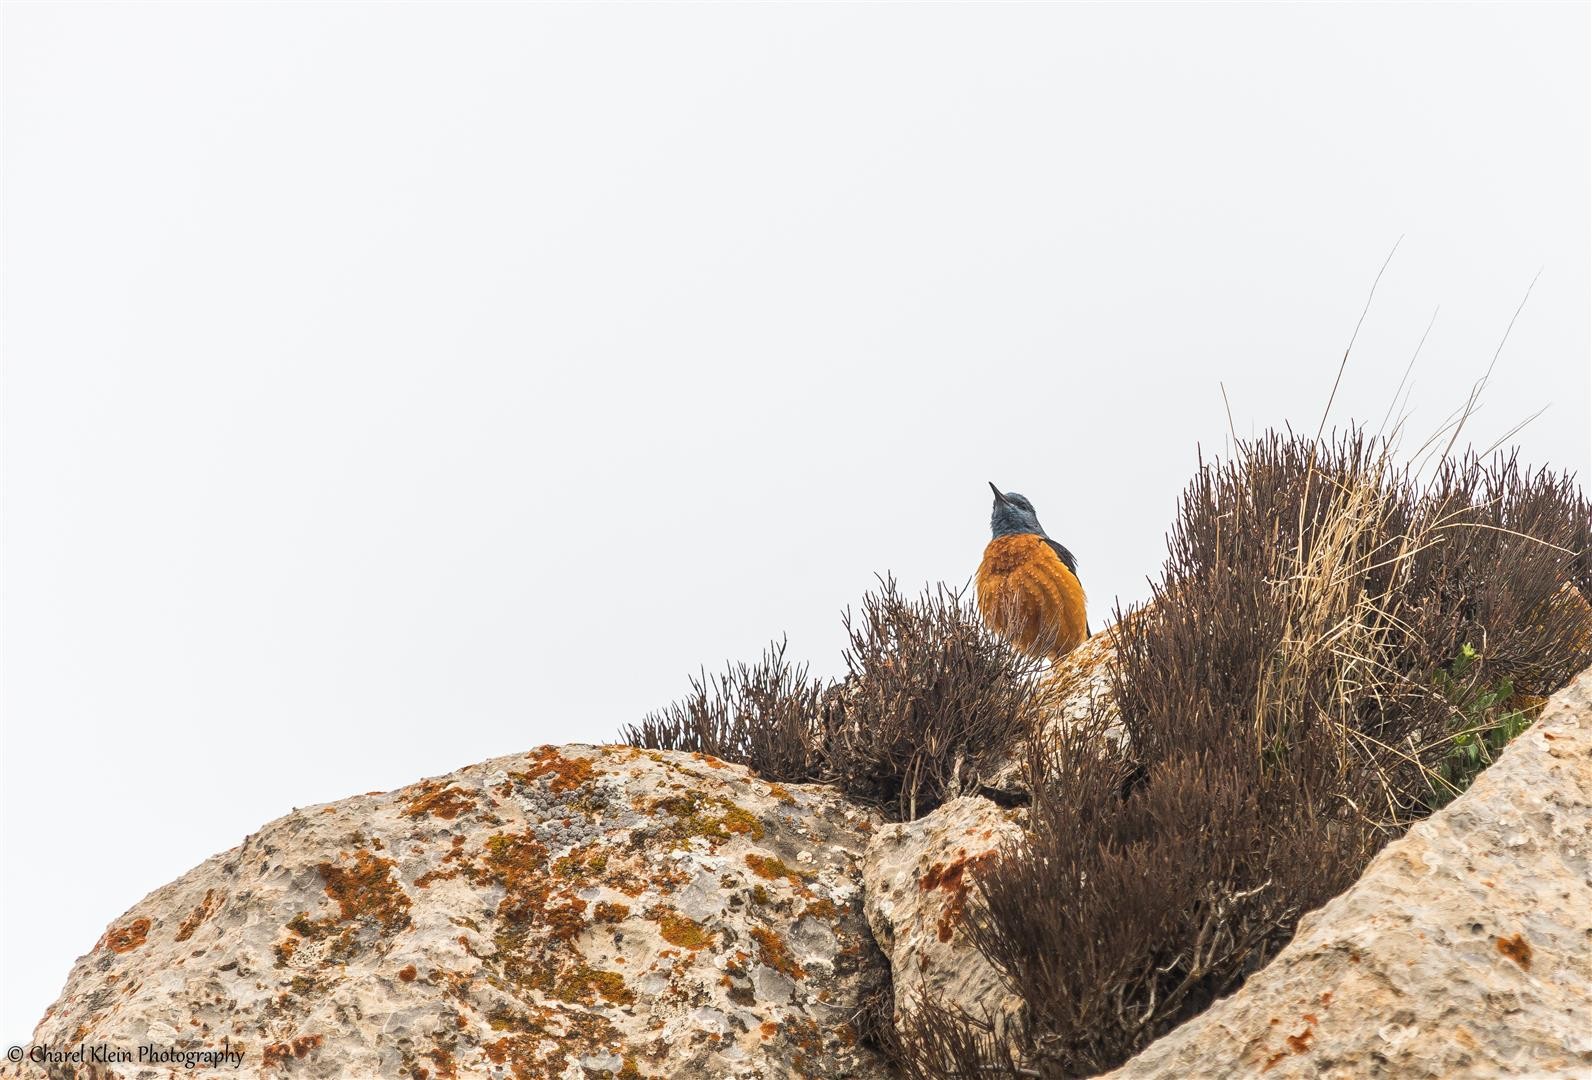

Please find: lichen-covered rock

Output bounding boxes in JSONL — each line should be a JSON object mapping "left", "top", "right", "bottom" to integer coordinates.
{"left": 1105, "top": 666, "right": 1592, "bottom": 1080}
{"left": 985, "top": 627, "right": 1123, "bottom": 797}
{"left": 861, "top": 796, "right": 1025, "bottom": 1048}
{"left": 7, "top": 745, "right": 891, "bottom": 1079}
{"left": 1033, "top": 626, "right": 1122, "bottom": 744}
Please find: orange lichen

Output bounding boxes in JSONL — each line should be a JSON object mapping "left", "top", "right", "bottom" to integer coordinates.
{"left": 553, "top": 845, "right": 610, "bottom": 879}
{"left": 261, "top": 1034, "right": 323, "bottom": 1068}
{"left": 751, "top": 926, "right": 803, "bottom": 980}
{"left": 542, "top": 897, "right": 589, "bottom": 944}
{"left": 554, "top": 964, "right": 635, "bottom": 1006}
{"left": 455, "top": 832, "right": 617, "bottom": 1010}
{"left": 594, "top": 901, "right": 631, "bottom": 923}
{"left": 481, "top": 1009, "right": 616, "bottom": 1079}
{"left": 475, "top": 833, "right": 552, "bottom": 920}
{"left": 105, "top": 918, "right": 151, "bottom": 954}
{"left": 277, "top": 850, "right": 413, "bottom": 968}
{"left": 657, "top": 911, "right": 712, "bottom": 950}
{"left": 920, "top": 849, "right": 999, "bottom": 943}
{"left": 511, "top": 746, "right": 595, "bottom": 793}
{"left": 608, "top": 869, "right": 649, "bottom": 897}
{"left": 404, "top": 781, "right": 477, "bottom": 821}
{"left": 656, "top": 793, "right": 766, "bottom": 847}
{"left": 1496, "top": 933, "right": 1532, "bottom": 970}
{"left": 398, "top": 965, "right": 418, "bottom": 982}
{"left": 919, "top": 852, "right": 971, "bottom": 893}
{"left": 175, "top": 890, "right": 219, "bottom": 943}
{"left": 802, "top": 899, "right": 840, "bottom": 922}
{"left": 423, "top": 1044, "right": 458, "bottom": 1080}
{"left": 719, "top": 806, "right": 762, "bottom": 836}
{"left": 318, "top": 850, "right": 413, "bottom": 933}
{"left": 415, "top": 837, "right": 469, "bottom": 888}
{"left": 745, "top": 853, "right": 806, "bottom": 886}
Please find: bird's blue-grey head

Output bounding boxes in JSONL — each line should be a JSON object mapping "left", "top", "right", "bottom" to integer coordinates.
{"left": 989, "top": 482, "right": 1047, "bottom": 539}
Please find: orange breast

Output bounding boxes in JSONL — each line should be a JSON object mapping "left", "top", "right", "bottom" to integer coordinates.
{"left": 976, "top": 534, "right": 1089, "bottom": 660}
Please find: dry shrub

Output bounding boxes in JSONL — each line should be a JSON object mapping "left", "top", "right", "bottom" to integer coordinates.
{"left": 902, "top": 431, "right": 1591, "bottom": 1078}
{"left": 618, "top": 639, "right": 823, "bottom": 784}
{"left": 619, "top": 579, "right": 1041, "bottom": 820}
{"left": 823, "top": 578, "right": 1042, "bottom": 819}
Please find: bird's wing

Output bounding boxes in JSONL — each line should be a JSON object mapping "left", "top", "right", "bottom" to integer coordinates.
{"left": 1043, "top": 538, "right": 1080, "bottom": 580}
{"left": 1042, "top": 538, "right": 1090, "bottom": 636}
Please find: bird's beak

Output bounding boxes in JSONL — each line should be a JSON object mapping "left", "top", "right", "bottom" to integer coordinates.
{"left": 988, "top": 481, "right": 1009, "bottom": 505}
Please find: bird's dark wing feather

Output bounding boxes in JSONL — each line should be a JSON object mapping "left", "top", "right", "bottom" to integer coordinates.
{"left": 1044, "top": 538, "right": 1091, "bottom": 636}
{"left": 1043, "top": 538, "right": 1080, "bottom": 579}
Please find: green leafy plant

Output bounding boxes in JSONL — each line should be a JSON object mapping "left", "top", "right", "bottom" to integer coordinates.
{"left": 1428, "top": 643, "right": 1538, "bottom": 807}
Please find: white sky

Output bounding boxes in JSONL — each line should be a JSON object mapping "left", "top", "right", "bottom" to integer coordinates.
{"left": 3, "top": 0, "right": 1588, "bottom": 1045}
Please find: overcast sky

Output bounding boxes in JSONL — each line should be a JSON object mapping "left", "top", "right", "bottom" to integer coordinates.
{"left": 3, "top": 0, "right": 1588, "bottom": 1045}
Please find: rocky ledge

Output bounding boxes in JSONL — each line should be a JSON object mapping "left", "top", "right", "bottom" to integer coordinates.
{"left": 9, "top": 660, "right": 1592, "bottom": 1079}
{"left": 6, "top": 746, "right": 887, "bottom": 1079}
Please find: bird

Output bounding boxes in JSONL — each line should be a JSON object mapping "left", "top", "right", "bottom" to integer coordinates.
{"left": 976, "top": 482, "right": 1089, "bottom": 660}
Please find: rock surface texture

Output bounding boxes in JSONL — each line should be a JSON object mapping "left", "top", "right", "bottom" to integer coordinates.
{"left": 985, "top": 627, "right": 1123, "bottom": 797}
{"left": 861, "top": 796, "right": 1025, "bottom": 1046}
{"left": 1105, "top": 666, "right": 1592, "bottom": 1080}
{"left": 8, "top": 746, "right": 889, "bottom": 1079}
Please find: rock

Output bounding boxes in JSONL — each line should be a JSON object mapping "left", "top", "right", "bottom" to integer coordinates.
{"left": 7, "top": 746, "right": 891, "bottom": 1080}
{"left": 1104, "top": 666, "right": 1592, "bottom": 1080}
{"left": 984, "top": 626, "right": 1124, "bottom": 798}
{"left": 861, "top": 796, "right": 1025, "bottom": 1049}
{"left": 1033, "top": 626, "right": 1123, "bottom": 745}
{"left": 16, "top": 660, "right": 1592, "bottom": 1080}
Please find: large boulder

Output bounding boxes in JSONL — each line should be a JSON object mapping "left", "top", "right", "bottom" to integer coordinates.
{"left": 1105, "top": 666, "right": 1592, "bottom": 1079}
{"left": 861, "top": 796, "right": 1025, "bottom": 1048}
{"left": 7, "top": 745, "right": 891, "bottom": 1079}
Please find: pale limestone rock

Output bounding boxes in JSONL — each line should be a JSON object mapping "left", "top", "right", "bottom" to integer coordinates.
{"left": 985, "top": 626, "right": 1124, "bottom": 796}
{"left": 7, "top": 746, "right": 890, "bottom": 1080}
{"left": 1105, "top": 666, "right": 1592, "bottom": 1080}
{"left": 861, "top": 796, "right": 1025, "bottom": 1046}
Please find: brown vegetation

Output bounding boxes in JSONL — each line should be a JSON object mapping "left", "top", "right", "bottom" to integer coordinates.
{"left": 620, "top": 580, "right": 1042, "bottom": 820}
{"left": 902, "top": 433, "right": 1591, "bottom": 1077}
{"left": 616, "top": 424, "right": 1589, "bottom": 1078}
